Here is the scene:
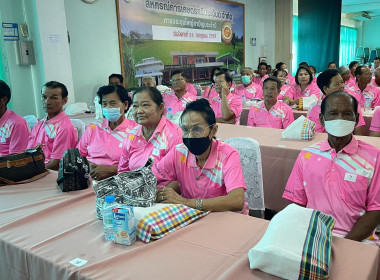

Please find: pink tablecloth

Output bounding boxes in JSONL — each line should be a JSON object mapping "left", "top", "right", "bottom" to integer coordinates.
{"left": 0, "top": 172, "right": 379, "bottom": 280}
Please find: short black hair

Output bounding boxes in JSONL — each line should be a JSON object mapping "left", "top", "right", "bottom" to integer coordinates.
{"left": 258, "top": 62, "right": 267, "bottom": 69}
{"left": 355, "top": 65, "right": 367, "bottom": 76}
{"left": 211, "top": 67, "right": 222, "bottom": 83}
{"left": 328, "top": 62, "right": 336, "bottom": 66}
{"left": 132, "top": 86, "right": 163, "bottom": 107}
{"left": 295, "top": 65, "right": 313, "bottom": 85}
{"left": 0, "top": 80, "right": 11, "bottom": 105}
{"left": 263, "top": 77, "right": 281, "bottom": 90}
{"left": 97, "top": 85, "right": 132, "bottom": 111}
{"left": 316, "top": 69, "right": 339, "bottom": 95}
{"left": 275, "top": 62, "right": 285, "bottom": 70}
{"left": 109, "top": 74, "right": 123, "bottom": 84}
{"left": 309, "top": 65, "right": 316, "bottom": 74}
{"left": 181, "top": 98, "right": 216, "bottom": 127}
{"left": 215, "top": 71, "right": 233, "bottom": 84}
{"left": 273, "top": 69, "right": 287, "bottom": 77}
{"left": 43, "top": 81, "right": 68, "bottom": 98}
{"left": 171, "top": 70, "right": 187, "bottom": 79}
{"left": 321, "top": 91, "right": 358, "bottom": 115}
{"left": 375, "top": 57, "right": 380, "bottom": 60}
{"left": 349, "top": 61, "right": 359, "bottom": 69}
{"left": 299, "top": 61, "right": 309, "bottom": 67}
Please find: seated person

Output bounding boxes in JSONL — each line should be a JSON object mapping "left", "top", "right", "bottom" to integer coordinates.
{"left": 307, "top": 69, "right": 366, "bottom": 135}
{"left": 153, "top": 99, "right": 247, "bottom": 214}
{"left": 338, "top": 66, "right": 354, "bottom": 89}
{"left": 234, "top": 67, "right": 263, "bottom": 100}
{"left": 27, "top": 81, "right": 77, "bottom": 170}
{"left": 202, "top": 67, "right": 222, "bottom": 99}
{"left": 209, "top": 71, "right": 242, "bottom": 124}
{"left": 328, "top": 62, "right": 337, "bottom": 70}
{"left": 348, "top": 61, "right": 359, "bottom": 86}
{"left": 118, "top": 87, "right": 182, "bottom": 172}
{"left": 276, "top": 62, "right": 295, "bottom": 85}
{"left": 247, "top": 77, "right": 294, "bottom": 129}
{"left": 272, "top": 69, "right": 291, "bottom": 101}
{"left": 0, "top": 80, "right": 29, "bottom": 156}
{"left": 370, "top": 109, "right": 380, "bottom": 137}
{"left": 142, "top": 76, "right": 156, "bottom": 87}
{"left": 77, "top": 85, "right": 137, "bottom": 181}
{"left": 371, "top": 68, "right": 380, "bottom": 88}
{"left": 309, "top": 65, "right": 317, "bottom": 83}
{"left": 283, "top": 91, "right": 380, "bottom": 245}
{"left": 266, "top": 64, "right": 272, "bottom": 76}
{"left": 283, "top": 65, "right": 321, "bottom": 106}
{"left": 108, "top": 73, "right": 124, "bottom": 86}
{"left": 162, "top": 70, "right": 196, "bottom": 123}
{"left": 253, "top": 62, "right": 269, "bottom": 87}
{"left": 186, "top": 82, "right": 198, "bottom": 96}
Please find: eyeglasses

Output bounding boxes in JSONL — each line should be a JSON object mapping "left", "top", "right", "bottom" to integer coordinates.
{"left": 170, "top": 78, "right": 185, "bottom": 83}
{"left": 180, "top": 124, "right": 215, "bottom": 138}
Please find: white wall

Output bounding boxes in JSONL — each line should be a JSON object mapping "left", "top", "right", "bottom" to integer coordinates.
{"left": 361, "top": 18, "right": 380, "bottom": 49}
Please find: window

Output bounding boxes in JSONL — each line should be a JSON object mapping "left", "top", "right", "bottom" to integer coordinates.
{"left": 196, "top": 57, "right": 204, "bottom": 63}
{"left": 209, "top": 57, "right": 216, "bottom": 62}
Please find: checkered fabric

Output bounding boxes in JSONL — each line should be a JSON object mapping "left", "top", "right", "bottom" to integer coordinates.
{"left": 301, "top": 117, "right": 316, "bottom": 140}
{"left": 137, "top": 204, "right": 209, "bottom": 243}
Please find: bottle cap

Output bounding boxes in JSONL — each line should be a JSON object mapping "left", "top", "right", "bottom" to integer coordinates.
{"left": 105, "top": 195, "right": 115, "bottom": 203}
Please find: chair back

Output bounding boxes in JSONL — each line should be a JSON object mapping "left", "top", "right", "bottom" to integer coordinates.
{"left": 23, "top": 115, "right": 38, "bottom": 131}
{"left": 70, "top": 119, "right": 85, "bottom": 140}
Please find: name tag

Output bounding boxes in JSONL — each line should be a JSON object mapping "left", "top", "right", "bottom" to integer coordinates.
{"left": 0, "top": 138, "right": 5, "bottom": 143}
{"left": 119, "top": 143, "right": 123, "bottom": 148}
{"left": 152, "top": 148, "right": 160, "bottom": 156}
{"left": 344, "top": 173, "right": 357, "bottom": 183}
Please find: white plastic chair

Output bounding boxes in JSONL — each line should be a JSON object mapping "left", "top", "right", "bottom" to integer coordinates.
{"left": 23, "top": 115, "right": 38, "bottom": 131}
{"left": 70, "top": 119, "right": 85, "bottom": 141}
{"left": 225, "top": 137, "right": 265, "bottom": 216}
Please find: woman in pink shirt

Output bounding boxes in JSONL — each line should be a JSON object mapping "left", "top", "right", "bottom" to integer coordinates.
{"left": 273, "top": 69, "right": 291, "bottom": 100}
{"left": 202, "top": 67, "right": 222, "bottom": 99}
{"left": 153, "top": 98, "right": 247, "bottom": 214}
{"left": 118, "top": 87, "right": 182, "bottom": 172}
{"left": 348, "top": 61, "right": 359, "bottom": 86}
{"left": 77, "top": 85, "right": 137, "bottom": 180}
{"left": 370, "top": 109, "right": 380, "bottom": 137}
{"left": 309, "top": 65, "right": 317, "bottom": 83}
{"left": 338, "top": 66, "right": 355, "bottom": 89}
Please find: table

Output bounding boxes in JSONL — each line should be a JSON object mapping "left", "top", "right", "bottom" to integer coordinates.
{"left": 216, "top": 124, "right": 380, "bottom": 212}
{"left": 1, "top": 172, "right": 379, "bottom": 280}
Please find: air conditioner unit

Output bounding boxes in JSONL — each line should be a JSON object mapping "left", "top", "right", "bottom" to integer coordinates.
{"left": 345, "top": 11, "right": 372, "bottom": 21}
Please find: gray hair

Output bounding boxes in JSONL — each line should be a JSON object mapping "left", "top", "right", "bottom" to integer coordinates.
{"left": 142, "top": 76, "right": 156, "bottom": 86}
{"left": 338, "top": 66, "right": 349, "bottom": 75}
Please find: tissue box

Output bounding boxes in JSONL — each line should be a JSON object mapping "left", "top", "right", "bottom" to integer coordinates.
{"left": 113, "top": 206, "right": 136, "bottom": 245}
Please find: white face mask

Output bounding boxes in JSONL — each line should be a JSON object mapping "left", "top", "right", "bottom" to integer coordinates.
{"left": 324, "top": 119, "right": 355, "bottom": 137}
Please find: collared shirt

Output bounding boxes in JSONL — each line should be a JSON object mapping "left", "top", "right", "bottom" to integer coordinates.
{"left": 209, "top": 93, "right": 242, "bottom": 125}
{"left": 370, "top": 77, "right": 379, "bottom": 88}
{"left": 27, "top": 111, "right": 77, "bottom": 163}
{"left": 118, "top": 116, "right": 182, "bottom": 172}
{"left": 344, "top": 79, "right": 355, "bottom": 89}
{"left": 348, "top": 73, "right": 356, "bottom": 86}
{"left": 0, "top": 109, "right": 29, "bottom": 156}
{"left": 283, "top": 137, "right": 380, "bottom": 240}
{"left": 347, "top": 83, "right": 380, "bottom": 108}
{"left": 253, "top": 75, "right": 269, "bottom": 87}
{"left": 234, "top": 82, "right": 263, "bottom": 100}
{"left": 77, "top": 118, "right": 137, "bottom": 166}
{"left": 370, "top": 109, "right": 380, "bottom": 133}
{"left": 284, "top": 83, "right": 321, "bottom": 100}
{"left": 202, "top": 84, "right": 218, "bottom": 99}
{"left": 162, "top": 90, "right": 196, "bottom": 123}
{"left": 247, "top": 100, "right": 294, "bottom": 129}
{"left": 286, "top": 75, "right": 295, "bottom": 86}
{"left": 277, "top": 84, "right": 291, "bottom": 101}
{"left": 186, "top": 83, "right": 198, "bottom": 96}
{"left": 153, "top": 139, "right": 248, "bottom": 214}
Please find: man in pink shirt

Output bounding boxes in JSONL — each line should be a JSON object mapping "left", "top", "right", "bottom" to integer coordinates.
{"left": 209, "top": 71, "right": 242, "bottom": 124}
{"left": 371, "top": 68, "right": 380, "bottom": 88}
{"left": 0, "top": 80, "right": 29, "bottom": 156}
{"left": 283, "top": 91, "right": 380, "bottom": 244}
{"left": 27, "top": 81, "right": 77, "bottom": 170}
{"left": 370, "top": 109, "right": 380, "bottom": 137}
{"left": 253, "top": 62, "right": 269, "bottom": 87}
{"left": 162, "top": 70, "right": 196, "bottom": 124}
{"left": 186, "top": 83, "right": 198, "bottom": 96}
{"left": 247, "top": 77, "right": 294, "bottom": 129}
{"left": 235, "top": 67, "right": 263, "bottom": 100}
{"left": 348, "top": 61, "right": 359, "bottom": 87}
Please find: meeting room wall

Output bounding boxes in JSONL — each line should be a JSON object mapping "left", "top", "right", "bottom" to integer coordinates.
{"left": 361, "top": 18, "right": 380, "bottom": 50}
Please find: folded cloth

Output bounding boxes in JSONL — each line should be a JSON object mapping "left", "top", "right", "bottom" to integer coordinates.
{"left": 64, "top": 102, "right": 89, "bottom": 115}
{"left": 298, "top": 95, "right": 318, "bottom": 111}
{"left": 248, "top": 204, "right": 335, "bottom": 280}
{"left": 136, "top": 204, "right": 209, "bottom": 243}
{"left": 282, "top": 115, "right": 315, "bottom": 140}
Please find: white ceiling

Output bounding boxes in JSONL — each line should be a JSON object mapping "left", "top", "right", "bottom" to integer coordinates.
{"left": 342, "top": 0, "right": 380, "bottom": 17}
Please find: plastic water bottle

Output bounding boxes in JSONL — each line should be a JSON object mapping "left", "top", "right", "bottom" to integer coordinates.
{"left": 103, "top": 195, "right": 117, "bottom": 240}
{"left": 167, "top": 108, "right": 173, "bottom": 119}
{"left": 364, "top": 96, "right": 371, "bottom": 112}
{"left": 242, "top": 94, "right": 246, "bottom": 105}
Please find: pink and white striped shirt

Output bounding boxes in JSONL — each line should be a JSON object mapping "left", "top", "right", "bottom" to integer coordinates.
{"left": 202, "top": 84, "right": 218, "bottom": 99}
{"left": 253, "top": 75, "right": 269, "bottom": 87}
{"left": 347, "top": 83, "right": 380, "bottom": 108}
{"left": 162, "top": 90, "right": 196, "bottom": 123}
{"left": 209, "top": 93, "right": 243, "bottom": 125}
{"left": 284, "top": 83, "right": 321, "bottom": 100}
{"left": 370, "top": 109, "right": 380, "bottom": 133}
{"left": 234, "top": 82, "right": 263, "bottom": 100}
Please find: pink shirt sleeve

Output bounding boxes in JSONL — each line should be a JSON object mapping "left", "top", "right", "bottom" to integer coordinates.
{"left": 370, "top": 109, "right": 380, "bottom": 132}
{"left": 229, "top": 95, "right": 243, "bottom": 119}
{"left": 366, "top": 151, "right": 380, "bottom": 211}
{"left": 221, "top": 148, "right": 246, "bottom": 193}
{"left": 284, "top": 85, "right": 295, "bottom": 99}
{"left": 247, "top": 106, "right": 256, "bottom": 127}
{"left": 255, "top": 85, "right": 263, "bottom": 99}
{"left": 202, "top": 86, "right": 211, "bottom": 98}
{"left": 9, "top": 119, "right": 29, "bottom": 154}
{"left": 76, "top": 125, "right": 91, "bottom": 157}
{"left": 307, "top": 104, "right": 324, "bottom": 132}
{"left": 152, "top": 147, "right": 178, "bottom": 188}
{"left": 310, "top": 83, "right": 322, "bottom": 99}
{"left": 356, "top": 105, "right": 366, "bottom": 128}
{"left": 50, "top": 121, "right": 77, "bottom": 160}
{"left": 282, "top": 106, "right": 295, "bottom": 129}
{"left": 118, "top": 135, "right": 131, "bottom": 172}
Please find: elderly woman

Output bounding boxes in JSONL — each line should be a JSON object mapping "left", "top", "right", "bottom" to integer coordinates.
{"left": 283, "top": 65, "right": 321, "bottom": 106}
{"left": 118, "top": 87, "right": 182, "bottom": 172}
{"left": 77, "top": 85, "right": 137, "bottom": 180}
{"left": 234, "top": 67, "right": 263, "bottom": 100}
{"left": 153, "top": 99, "right": 247, "bottom": 213}
{"left": 202, "top": 67, "right": 222, "bottom": 99}
{"left": 273, "top": 69, "right": 291, "bottom": 101}
{"left": 338, "top": 66, "right": 354, "bottom": 89}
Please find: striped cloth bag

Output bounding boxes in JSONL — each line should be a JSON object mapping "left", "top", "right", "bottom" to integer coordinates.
{"left": 137, "top": 204, "right": 209, "bottom": 243}
{"left": 282, "top": 115, "right": 316, "bottom": 141}
{"left": 248, "top": 204, "right": 335, "bottom": 280}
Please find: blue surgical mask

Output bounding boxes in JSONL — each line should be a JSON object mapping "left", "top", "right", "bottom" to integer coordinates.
{"left": 241, "top": 75, "right": 251, "bottom": 85}
{"left": 102, "top": 107, "right": 122, "bottom": 122}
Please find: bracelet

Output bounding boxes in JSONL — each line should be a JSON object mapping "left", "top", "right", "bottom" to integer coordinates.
{"left": 195, "top": 199, "right": 203, "bottom": 211}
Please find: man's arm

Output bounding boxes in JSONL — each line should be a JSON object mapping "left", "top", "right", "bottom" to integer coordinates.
{"left": 46, "top": 159, "right": 60, "bottom": 171}
{"left": 345, "top": 210, "right": 380, "bottom": 242}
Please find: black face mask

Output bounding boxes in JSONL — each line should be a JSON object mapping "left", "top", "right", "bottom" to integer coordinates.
{"left": 182, "top": 136, "right": 211, "bottom": 156}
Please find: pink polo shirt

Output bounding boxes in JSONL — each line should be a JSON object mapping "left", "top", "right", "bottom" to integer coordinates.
{"left": 370, "top": 109, "right": 380, "bottom": 133}
{"left": 370, "top": 77, "right": 379, "bottom": 88}
{"left": 234, "top": 82, "right": 263, "bottom": 99}
{"left": 247, "top": 100, "right": 294, "bottom": 129}
{"left": 284, "top": 83, "right": 321, "bottom": 100}
{"left": 347, "top": 83, "right": 380, "bottom": 108}
{"left": 277, "top": 84, "right": 291, "bottom": 101}
{"left": 77, "top": 118, "right": 137, "bottom": 166}
{"left": 202, "top": 84, "right": 218, "bottom": 99}
{"left": 0, "top": 109, "right": 29, "bottom": 156}
{"left": 286, "top": 75, "right": 295, "bottom": 86}
{"left": 153, "top": 139, "right": 248, "bottom": 214}
{"left": 344, "top": 79, "right": 355, "bottom": 89}
{"left": 118, "top": 116, "right": 182, "bottom": 172}
{"left": 27, "top": 111, "right": 77, "bottom": 163}
{"left": 186, "top": 83, "right": 198, "bottom": 96}
{"left": 283, "top": 137, "right": 380, "bottom": 240}
{"left": 162, "top": 90, "right": 196, "bottom": 122}
{"left": 348, "top": 73, "right": 356, "bottom": 86}
{"left": 253, "top": 75, "right": 269, "bottom": 87}
{"left": 307, "top": 97, "right": 366, "bottom": 133}
{"left": 209, "top": 93, "right": 243, "bottom": 124}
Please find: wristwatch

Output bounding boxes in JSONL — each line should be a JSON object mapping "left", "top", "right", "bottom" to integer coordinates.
{"left": 195, "top": 199, "right": 203, "bottom": 211}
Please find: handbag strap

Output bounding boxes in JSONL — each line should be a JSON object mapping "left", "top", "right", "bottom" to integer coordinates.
{"left": 0, "top": 154, "right": 44, "bottom": 169}
{"left": 0, "top": 171, "right": 49, "bottom": 186}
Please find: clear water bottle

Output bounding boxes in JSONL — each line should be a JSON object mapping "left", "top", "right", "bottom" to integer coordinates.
{"left": 167, "top": 108, "right": 173, "bottom": 119}
{"left": 242, "top": 94, "right": 246, "bottom": 105}
{"left": 103, "top": 195, "right": 116, "bottom": 240}
{"left": 364, "top": 96, "right": 371, "bottom": 112}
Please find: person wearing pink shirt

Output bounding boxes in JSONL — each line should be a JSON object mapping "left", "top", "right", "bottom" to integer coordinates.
{"left": 275, "top": 62, "right": 295, "bottom": 85}
{"left": 108, "top": 73, "right": 124, "bottom": 86}
{"left": 142, "top": 76, "right": 156, "bottom": 87}
{"left": 338, "top": 66, "right": 355, "bottom": 89}
{"left": 370, "top": 109, "right": 380, "bottom": 137}
{"left": 209, "top": 71, "right": 242, "bottom": 124}
{"left": 27, "top": 81, "right": 77, "bottom": 171}
{"left": 0, "top": 80, "right": 29, "bottom": 156}
{"left": 309, "top": 65, "right": 317, "bottom": 84}
{"left": 347, "top": 66, "right": 380, "bottom": 108}
{"left": 283, "top": 65, "right": 321, "bottom": 106}
{"left": 202, "top": 67, "right": 222, "bottom": 99}
{"left": 186, "top": 82, "right": 198, "bottom": 96}
{"left": 153, "top": 99, "right": 247, "bottom": 214}
{"left": 253, "top": 62, "right": 269, "bottom": 87}
{"left": 77, "top": 85, "right": 137, "bottom": 181}
{"left": 118, "top": 87, "right": 182, "bottom": 172}
{"left": 273, "top": 69, "right": 291, "bottom": 101}
{"left": 283, "top": 91, "right": 380, "bottom": 244}
{"left": 348, "top": 61, "right": 359, "bottom": 87}
{"left": 162, "top": 70, "right": 196, "bottom": 124}
{"left": 235, "top": 67, "right": 263, "bottom": 100}
{"left": 308, "top": 69, "right": 366, "bottom": 135}
{"left": 247, "top": 77, "right": 294, "bottom": 129}
{"left": 371, "top": 68, "right": 380, "bottom": 88}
